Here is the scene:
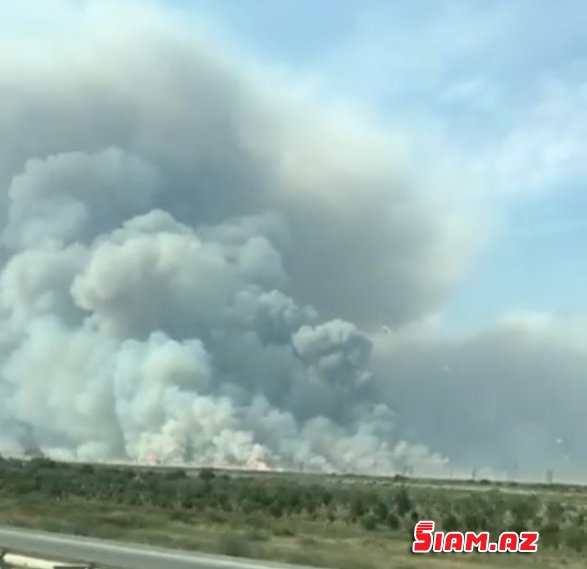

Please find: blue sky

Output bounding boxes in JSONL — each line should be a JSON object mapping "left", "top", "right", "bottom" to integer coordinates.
{"left": 161, "top": 0, "right": 587, "bottom": 331}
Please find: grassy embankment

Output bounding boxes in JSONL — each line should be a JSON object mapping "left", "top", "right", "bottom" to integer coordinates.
{"left": 0, "top": 457, "right": 585, "bottom": 569}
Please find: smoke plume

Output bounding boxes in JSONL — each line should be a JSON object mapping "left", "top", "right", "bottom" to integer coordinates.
{"left": 0, "top": 2, "right": 459, "bottom": 475}
{"left": 1, "top": 2, "right": 585, "bottom": 482}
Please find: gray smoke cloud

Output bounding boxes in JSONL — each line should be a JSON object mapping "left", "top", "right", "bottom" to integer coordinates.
{"left": 0, "top": 2, "right": 459, "bottom": 475}
{"left": 1, "top": 2, "right": 584, "bottom": 482}
{"left": 373, "top": 314, "right": 587, "bottom": 482}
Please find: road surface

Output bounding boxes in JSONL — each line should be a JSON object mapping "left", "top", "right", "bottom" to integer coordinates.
{"left": 0, "top": 527, "right": 317, "bottom": 569}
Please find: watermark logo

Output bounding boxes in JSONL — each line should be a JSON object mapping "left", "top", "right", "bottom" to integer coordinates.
{"left": 412, "top": 521, "right": 539, "bottom": 553}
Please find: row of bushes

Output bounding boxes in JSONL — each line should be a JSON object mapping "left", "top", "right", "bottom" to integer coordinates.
{"left": 0, "top": 456, "right": 585, "bottom": 552}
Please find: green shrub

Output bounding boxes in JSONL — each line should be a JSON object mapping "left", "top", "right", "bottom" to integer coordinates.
{"left": 199, "top": 468, "right": 216, "bottom": 482}
{"left": 272, "top": 526, "right": 295, "bottom": 537}
{"left": 168, "top": 510, "right": 192, "bottom": 523}
{"left": 386, "top": 512, "right": 400, "bottom": 530}
{"left": 563, "top": 526, "right": 587, "bottom": 552}
{"left": 360, "top": 514, "right": 378, "bottom": 531}
{"left": 539, "top": 521, "right": 560, "bottom": 549}
{"left": 395, "top": 487, "right": 412, "bottom": 516}
{"left": 441, "top": 512, "right": 460, "bottom": 532}
{"left": 217, "top": 532, "right": 257, "bottom": 558}
{"left": 244, "top": 529, "right": 270, "bottom": 542}
{"left": 298, "top": 535, "right": 317, "bottom": 546}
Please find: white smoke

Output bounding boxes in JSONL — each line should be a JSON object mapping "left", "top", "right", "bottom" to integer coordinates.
{"left": 0, "top": 2, "right": 465, "bottom": 476}
{"left": 2, "top": 2, "right": 583, "bottom": 483}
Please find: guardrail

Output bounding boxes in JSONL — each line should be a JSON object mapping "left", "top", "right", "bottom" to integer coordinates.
{"left": 0, "top": 551, "right": 91, "bottom": 569}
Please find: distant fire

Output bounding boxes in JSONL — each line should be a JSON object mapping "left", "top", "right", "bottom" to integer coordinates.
{"left": 137, "top": 451, "right": 273, "bottom": 472}
{"left": 246, "top": 455, "right": 271, "bottom": 471}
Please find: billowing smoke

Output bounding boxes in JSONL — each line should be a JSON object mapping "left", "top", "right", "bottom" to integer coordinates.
{"left": 0, "top": 2, "right": 460, "bottom": 475}
{"left": 1, "top": 3, "right": 584, "bottom": 482}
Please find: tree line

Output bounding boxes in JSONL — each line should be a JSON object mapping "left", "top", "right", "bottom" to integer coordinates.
{"left": 0, "top": 456, "right": 585, "bottom": 552}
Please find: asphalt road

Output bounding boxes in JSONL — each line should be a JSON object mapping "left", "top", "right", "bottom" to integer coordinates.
{"left": 0, "top": 527, "right": 317, "bottom": 569}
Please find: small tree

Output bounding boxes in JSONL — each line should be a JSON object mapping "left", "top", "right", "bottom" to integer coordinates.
{"left": 563, "top": 526, "right": 586, "bottom": 552}
{"left": 539, "top": 521, "right": 560, "bottom": 550}
{"left": 442, "top": 512, "right": 461, "bottom": 532}
{"left": 373, "top": 501, "right": 389, "bottom": 523}
{"left": 270, "top": 500, "right": 284, "bottom": 518}
{"left": 349, "top": 497, "right": 366, "bottom": 522}
{"left": 199, "top": 468, "right": 216, "bottom": 482}
{"left": 395, "top": 487, "right": 412, "bottom": 516}
{"left": 360, "top": 514, "right": 378, "bottom": 531}
{"left": 386, "top": 512, "right": 400, "bottom": 530}
{"left": 545, "top": 500, "right": 564, "bottom": 523}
